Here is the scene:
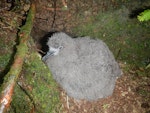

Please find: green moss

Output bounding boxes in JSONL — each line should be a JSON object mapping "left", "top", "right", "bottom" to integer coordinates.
{"left": 0, "top": 54, "right": 11, "bottom": 69}
{"left": 8, "top": 85, "right": 32, "bottom": 113}
{"left": 24, "top": 52, "right": 60, "bottom": 112}
{"left": 73, "top": 7, "right": 150, "bottom": 67}
{"left": 0, "top": 36, "right": 16, "bottom": 71}
{"left": 8, "top": 38, "right": 60, "bottom": 112}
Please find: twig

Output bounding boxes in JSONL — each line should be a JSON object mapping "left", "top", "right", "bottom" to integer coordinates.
{"left": 66, "top": 95, "right": 69, "bottom": 109}
{"left": 116, "top": 48, "right": 121, "bottom": 60}
{"left": 17, "top": 82, "right": 36, "bottom": 111}
{"left": 43, "top": 0, "right": 68, "bottom": 11}
{"left": 43, "top": 6, "right": 61, "bottom": 11}
{"left": 62, "top": 0, "right": 67, "bottom": 8}
{"left": 36, "top": 49, "right": 46, "bottom": 54}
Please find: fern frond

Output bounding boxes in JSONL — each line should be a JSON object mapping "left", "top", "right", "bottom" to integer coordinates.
{"left": 138, "top": 9, "right": 150, "bottom": 22}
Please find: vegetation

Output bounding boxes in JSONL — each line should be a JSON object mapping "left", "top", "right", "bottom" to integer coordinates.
{"left": 138, "top": 9, "right": 150, "bottom": 22}
{"left": 137, "top": 9, "right": 150, "bottom": 69}
{"left": 0, "top": 3, "right": 60, "bottom": 113}
{"left": 0, "top": 4, "right": 35, "bottom": 113}
{"left": 73, "top": 7, "right": 150, "bottom": 68}
{"left": 0, "top": 0, "right": 149, "bottom": 112}
{"left": 8, "top": 47, "right": 60, "bottom": 113}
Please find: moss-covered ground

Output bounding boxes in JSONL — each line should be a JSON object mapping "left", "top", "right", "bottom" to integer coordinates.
{"left": 0, "top": 2, "right": 61, "bottom": 112}
{"left": 73, "top": 6, "right": 150, "bottom": 67}
{"left": 8, "top": 44, "right": 60, "bottom": 113}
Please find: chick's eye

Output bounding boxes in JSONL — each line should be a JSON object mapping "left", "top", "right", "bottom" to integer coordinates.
{"left": 59, "top": 46, "right": 63, "bottom": 50}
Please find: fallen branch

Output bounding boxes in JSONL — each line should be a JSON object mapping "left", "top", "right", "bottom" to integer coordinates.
{"left": 0, "top": 3, "right": 35, "bottom": 113}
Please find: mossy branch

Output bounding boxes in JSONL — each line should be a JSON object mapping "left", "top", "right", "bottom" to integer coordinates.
{"left": 0, "top": 3, "right": 35, "bottom": 113}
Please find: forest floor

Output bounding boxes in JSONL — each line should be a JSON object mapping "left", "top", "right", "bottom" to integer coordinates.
{"left": 0, "top": 0, "right": 150, "bottom": 113}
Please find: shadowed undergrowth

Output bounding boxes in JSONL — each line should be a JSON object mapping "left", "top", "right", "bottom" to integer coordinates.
{"left": 73, "top": 6, "right": 150, "bottom": 67}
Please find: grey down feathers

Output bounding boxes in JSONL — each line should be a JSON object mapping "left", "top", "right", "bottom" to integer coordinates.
{"left": 43, "top": 32, "right": 122, "bottom": 101}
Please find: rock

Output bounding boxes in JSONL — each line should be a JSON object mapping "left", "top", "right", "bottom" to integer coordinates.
{"left": 43, "top": 32, "right": 122, "bottom": 101}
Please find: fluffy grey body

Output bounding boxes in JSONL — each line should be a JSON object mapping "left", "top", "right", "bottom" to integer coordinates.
{"left": 44, "top": 32, "right": 122, "bottom": 101}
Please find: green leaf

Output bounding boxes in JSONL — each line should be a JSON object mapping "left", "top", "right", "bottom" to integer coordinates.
{"left": 138, "top": 9, "right": 150, "bottom": 22}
